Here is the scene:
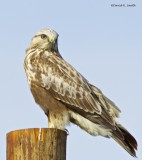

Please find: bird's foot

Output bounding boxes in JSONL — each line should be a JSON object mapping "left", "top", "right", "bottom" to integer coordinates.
{"left": 64, "top": 129, "right": 69, "bottom": 135}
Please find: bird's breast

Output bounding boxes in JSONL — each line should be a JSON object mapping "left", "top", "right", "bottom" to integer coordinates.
{"left": 24, "top": 49, "right": 48, "bottom": 85}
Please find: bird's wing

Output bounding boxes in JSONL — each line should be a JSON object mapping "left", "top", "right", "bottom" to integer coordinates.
{"left": 35, "top": 54, "right": 104, "bottom": 114}
{"left": 34, "top": 53, "right": 121, "bottom": 122}
{"left": 89, "top": 84, "right": 121, "bottom": 118}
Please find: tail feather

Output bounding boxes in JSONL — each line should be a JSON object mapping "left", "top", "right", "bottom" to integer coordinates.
{"left": 112, "top": 124, "right": 137, "bottom": 157}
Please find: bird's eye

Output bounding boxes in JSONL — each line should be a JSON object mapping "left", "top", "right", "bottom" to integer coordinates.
{"left": 41, "top": 34, "right": 48, "bottom": 39}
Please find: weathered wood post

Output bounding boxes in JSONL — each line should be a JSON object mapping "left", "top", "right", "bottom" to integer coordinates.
{"left": 6, "top": 128, "right": 67, "bottom": 160}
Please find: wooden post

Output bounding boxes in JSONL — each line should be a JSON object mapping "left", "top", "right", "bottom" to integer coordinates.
{"left": 6, "top": 128, "right": 67, "bottom": 160}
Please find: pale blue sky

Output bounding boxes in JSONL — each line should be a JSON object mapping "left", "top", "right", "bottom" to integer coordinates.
{"left": 0, "top": 0, "right": 141, "bottom": 159}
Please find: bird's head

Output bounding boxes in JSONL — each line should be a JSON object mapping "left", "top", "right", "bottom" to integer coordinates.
{"left": 27, "top": 28, "right": 59, "bottom": 53}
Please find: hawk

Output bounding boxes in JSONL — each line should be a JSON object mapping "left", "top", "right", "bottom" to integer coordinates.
{"left": 24, "top": 28, "right": 137, "bottom": 157}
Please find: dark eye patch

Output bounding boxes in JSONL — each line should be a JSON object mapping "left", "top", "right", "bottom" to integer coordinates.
{"left": 41, "top": 34, "right": 48, "bottom": 39}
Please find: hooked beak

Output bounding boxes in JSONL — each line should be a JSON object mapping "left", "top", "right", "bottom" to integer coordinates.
{"left": 50, "top": 36, "right": 57, "bottom": 43}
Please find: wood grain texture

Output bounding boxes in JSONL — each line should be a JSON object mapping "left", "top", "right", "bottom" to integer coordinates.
{"left": 6, "top": 128, "right": 67, "bottom": 160}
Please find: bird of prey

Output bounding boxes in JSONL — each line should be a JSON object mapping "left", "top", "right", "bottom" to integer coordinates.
{"left": 24, "top": 28, "right": 137, "bottom": 157}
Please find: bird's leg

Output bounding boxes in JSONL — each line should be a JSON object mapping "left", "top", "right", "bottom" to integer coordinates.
{"left": 47, "top": 110, "right": 70, "bottom": 133}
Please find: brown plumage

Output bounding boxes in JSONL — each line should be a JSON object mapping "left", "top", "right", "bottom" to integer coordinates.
{"left": 24, "top": 28, "right": 137, "bottom": 157}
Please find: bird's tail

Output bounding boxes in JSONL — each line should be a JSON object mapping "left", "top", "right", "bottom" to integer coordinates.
{"left": 112, "top": 124, "right": 137, "bottom": 157}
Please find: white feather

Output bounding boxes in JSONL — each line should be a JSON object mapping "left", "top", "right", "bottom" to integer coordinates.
{"left": 69, "top": 110, "right": 112, "bottom": 137}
